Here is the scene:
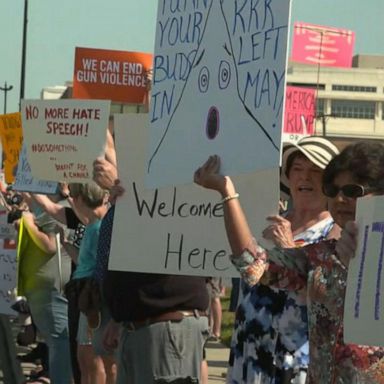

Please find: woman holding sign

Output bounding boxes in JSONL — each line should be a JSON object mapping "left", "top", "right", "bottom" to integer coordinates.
{"left": 194, "top": 141, "right": 384, "bottom": 384}
{"left": 222, "top": 137, "right": 339, "bottom": 384}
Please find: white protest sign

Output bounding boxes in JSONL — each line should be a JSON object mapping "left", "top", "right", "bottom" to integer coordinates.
{"left": 13, "top": 144, "right": 58, "bottom": 194}
{"left": 0, "top": 208, "right": 17, "bottom": 315}
{"left": 21, "top": 99, "right": 110, "bottom": 183}
{"left": 344, "top": 196, "right": 384, "bottom": 346}
{"left": 146, "top": 0, "right": 291, "bottom": 188}
{"left": 0, "top": 207, "right": 14, "bottom": 240}
{"left": 0, "top": 225, "right": 16, "bottom": 240}
{"left": 108, "top": 114, "right": 278, "bottom": 276}
{"left": 0, "top": 245, "right": 17, "bottom": 316}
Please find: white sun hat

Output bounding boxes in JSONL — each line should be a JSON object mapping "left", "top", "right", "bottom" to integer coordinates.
{"left": 280, "top": 136, "right": 340, "bottom": 200}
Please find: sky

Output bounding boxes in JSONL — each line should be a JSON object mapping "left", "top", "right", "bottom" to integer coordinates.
{"left": 1, "top": 0, "right": 383, "bottom": 114}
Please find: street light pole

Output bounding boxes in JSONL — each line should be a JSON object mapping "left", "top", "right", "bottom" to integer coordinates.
{"left": 19, "top": 0, "right": 28, "bottom": 111}
{"left": 0, "top": 82, "right": 13, "bottom": 114}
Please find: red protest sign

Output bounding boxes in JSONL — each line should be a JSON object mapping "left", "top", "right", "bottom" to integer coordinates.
{"left": 283, "top": 86, "right": 316, "bottom": 142}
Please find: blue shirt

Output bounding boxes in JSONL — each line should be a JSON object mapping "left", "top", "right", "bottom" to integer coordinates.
{"left": 72, "top": 219, "right": 101, "bottom": 279}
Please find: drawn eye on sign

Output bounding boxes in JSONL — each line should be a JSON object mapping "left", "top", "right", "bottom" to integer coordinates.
{"left": 147, "top": 0, "right": 290, "bottom": 188}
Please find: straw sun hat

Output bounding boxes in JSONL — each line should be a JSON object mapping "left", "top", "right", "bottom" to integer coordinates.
{"left": 280, "top": 136, "right": 340, "bottom": 200}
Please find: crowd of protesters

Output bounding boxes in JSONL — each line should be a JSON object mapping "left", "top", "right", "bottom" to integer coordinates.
{"left": 0, "top": 74, "right": 384, "bottom": 384}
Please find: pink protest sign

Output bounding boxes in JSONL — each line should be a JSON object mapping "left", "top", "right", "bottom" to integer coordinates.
{"left": 283, "top": 86, "right": 315, "bottom": 142}
{"left": 292, "top": 22, "right": 355, "bottom": 68}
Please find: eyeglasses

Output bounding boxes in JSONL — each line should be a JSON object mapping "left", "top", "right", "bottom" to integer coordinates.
{"left": 322, "top": 184, "right": 374, "bottom": 198}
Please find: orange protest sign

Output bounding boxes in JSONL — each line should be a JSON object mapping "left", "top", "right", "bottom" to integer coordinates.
{"left": 73, "top": 47, "right": 153, "bottom": 104}
{"left": 0, "top": 113, "right": 23, "bottom": 184}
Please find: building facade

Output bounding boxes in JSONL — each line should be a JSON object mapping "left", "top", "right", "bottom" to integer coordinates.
{"left": 287, "top": 54, "right": 384, "bottom": 147}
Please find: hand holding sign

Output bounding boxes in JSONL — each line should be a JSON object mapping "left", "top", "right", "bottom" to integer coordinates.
{"left": 336, "top": 221, "right": 358, "bottom": 266}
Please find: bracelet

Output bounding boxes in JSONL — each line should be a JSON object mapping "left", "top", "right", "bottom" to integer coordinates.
{"left": 221, "top": 193, "right": 239, "bottom": 204}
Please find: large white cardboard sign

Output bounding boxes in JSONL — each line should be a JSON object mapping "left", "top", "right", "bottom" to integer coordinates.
{"left": 108, "top": 114, "right": 278, "bottom": 276}
{"left": 344, "top": 196, "right": 384, "bottom": 346}
{"left": 147, "top": 0, "right": 291, "bottom": 187}
{"left": 21, "top": 99, "right": 110, "bottom": 183}
{"left": 13, "top": 145, "right": 58, "bottom": 194}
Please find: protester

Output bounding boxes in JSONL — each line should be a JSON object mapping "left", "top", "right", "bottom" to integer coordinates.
{"left": 17, "top": 195, "right": 72, "bottom": 384}
{"left": 194, "top": 141, "right": 384, "bottom": 383}
{"left": 67, "top": 182, "right": 115, "bottom": 384}
{"left": 30, "top": 185, "right": 86, "bottom": 384}
{"left": 103, "top": 207, "right": 210, "bottom": 383}
{"left": 227, "top": 137, "right": 339, "bottom": 383}
{"left": 90, "top": 138, "right": 210, "bottom": 384}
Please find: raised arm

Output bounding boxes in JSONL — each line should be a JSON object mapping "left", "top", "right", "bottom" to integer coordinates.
{"left": 194, "top": 155, "right": 307, "bottom": 290}
{"left": 194, "top": 155, "right": 253, "bottom": 256}
{"left": 31, "top": 193, "right": 67, "bottom": 224}
{"left": 105, "top": 128, "right": 117, "bottom": 168}
{"left": 93, "top": 157, "right": 118, "bottom": 191}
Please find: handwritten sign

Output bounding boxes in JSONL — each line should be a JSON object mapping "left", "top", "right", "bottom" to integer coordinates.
{"left": 146, "top": 0, "right": 291, "bottom": 187}
{"left": 292, "top": 22, "right": 355, "bottom": 68}
{"left": 13, "top": 145, "right": 58, "bottom": 194}
{"left": 344, "top": 196, "right": 384, "bottom": 346}
{"left": 73, "top": 47, "right": 153, "bottom": 104}
{"left": 282, "top": 86, "right": 315, "bottom": 143}
{"left": 0, "top": 246, "right": 17, "bottom": 315}
{"left": 21, "top": 99, "right": 110, "bottom": 183}
{"left": 0, "top": 224, "right": 16, "bottom": 240}
{"left": 0, "top": 113, "right": 23, "bottom": 184}
{"left": 108, "top": 114, "right": 278, "bottom": 276}
{"left": 0, "top": 209, "right": 17, "bottom": 315}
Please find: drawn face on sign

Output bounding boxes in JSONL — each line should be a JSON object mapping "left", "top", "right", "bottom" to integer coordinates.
{"left": 148, "top": 0, "right": 280, "bottom": 182}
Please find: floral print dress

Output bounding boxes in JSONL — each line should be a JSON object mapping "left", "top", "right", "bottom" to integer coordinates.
{"left": 232, "top": 238, "right": 384, "bottom": 383}
{"left": 227, "top": 218, "right": 334, "bottom": 384}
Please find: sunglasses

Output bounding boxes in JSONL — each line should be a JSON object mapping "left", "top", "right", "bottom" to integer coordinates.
{"left": 322, "top": 184, "right": 374, "bottom": 198}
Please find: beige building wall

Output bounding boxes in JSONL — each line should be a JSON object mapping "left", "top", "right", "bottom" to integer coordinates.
{"left": 287, "top": 55, "right": 384, "bottom": 146}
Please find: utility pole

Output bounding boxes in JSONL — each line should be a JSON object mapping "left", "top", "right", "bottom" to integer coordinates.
{"left": 0, "top": 82, "right": 13, "bottom": 114}
{"left": 19, "top": 0, "right": 28, "bottom": 111}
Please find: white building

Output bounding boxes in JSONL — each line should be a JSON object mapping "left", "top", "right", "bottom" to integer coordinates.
{"left": 287, "top": 54, "right": 384, "bottom": 147}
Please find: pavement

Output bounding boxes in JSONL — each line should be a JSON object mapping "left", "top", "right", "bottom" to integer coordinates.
{"left": 206, "top": 339, "right": 229, "bottom": 383}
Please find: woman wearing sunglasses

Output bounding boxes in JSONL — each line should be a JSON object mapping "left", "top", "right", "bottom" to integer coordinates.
{"left": 226, "top": 137, "right": 339, "bottom": 384}
{"left": 194, "top": 141, "right": 384, "bottom": 384}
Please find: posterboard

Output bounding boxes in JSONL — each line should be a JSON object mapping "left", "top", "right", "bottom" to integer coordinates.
{"left": 73, "top": 47, "right": 153, "bottom": 104}
{"left": 0, "top": 112, "right": 23, "bottom": 184}
{"left": 21, "top": 99, "right": 110, "bottom": 183}
{"left": 108, "top": 114, "right": 279, "bottom": 276}
{"left": 0, "top": 206, "right": 17, "bottom": 315}
{"left": 13, "top": 145, "right": 58, "bottom": 194}
{"left": 146, "top": 0, "right": 291, "bottom": 188}
{"left": 344, "top": 196, "right": 384, "bottom": 346}
{"left": 0, "top": 245, "right": 17, "bottom": 316}
{"left": 0, "top": 224, "right": 16, "bottom": 240}
{"left": 292, "top": 22, "right": 355, "bottom": 68}
{"left": 282, "top": 86, "right": 315, "bottom": 143}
